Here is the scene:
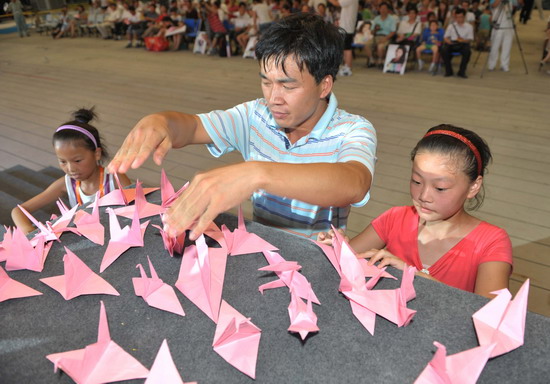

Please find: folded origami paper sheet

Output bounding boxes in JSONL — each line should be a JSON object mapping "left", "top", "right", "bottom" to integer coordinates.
{"left": 133, "top": 256, "right": 185, "bottom": 316}
{"left": 221, "top": 206, "right": 278, "bottom": 256}
{"left": 213, "top": 300, "right": 261, "bottom": 379}
{"left": 97, "top": 173, "right": 159, "bottom": 207}
{"left": 17, "top": 203, "right": 77, "bottom": 245}
{"left": 0, "top": 226, "right": 12, "bottom": 262}
{"left": 259, "top": 250, "right": 320, "bottom": 305}
{"left": 415, "top": 341, "right": 496, "bottom": 384}
{"left": 153, "top": 223, "right": 186, "bottom": 257}
{"left": 175, "top": 234, "right": 228, "bottom": 323}
{"left": 472, "top": 279, "right": 529, "bottom": 358}
{"left": 40, "top": 247, "right": 119, "bottom": 300}
{"left": 47, "top": 301, "right": 149, "bottom": 384}
{"left": 114, "top": 181, "right": 164, "bottom": 220}
{"left": 4, "top": 227, "right": 53, "bottom": 272}
{"left": 0, "top": 265, "right": 42, "bottom": 302}
{"left": 287, "top": 285, "right": 319, "bottom": 340}
{"left": 160, "top": 168, "right": 189, "bottom": 208}
{"left": 100, "top": 207, "right": 149, "bottom": 273}
{"left": 71, "top": 192, "right": 105, "bottom": 245}
{"left": 145, "top": 339, "right": 197, "bottom": 384}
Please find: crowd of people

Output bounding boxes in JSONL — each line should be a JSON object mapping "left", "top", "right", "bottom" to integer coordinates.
{"left": 30, "top": 0, "right": 547, "bottom": 75}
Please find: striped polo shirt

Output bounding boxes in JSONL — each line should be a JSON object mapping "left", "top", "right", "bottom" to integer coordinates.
{"left": 198, "top": 93, "right": 377, "bottom": 238}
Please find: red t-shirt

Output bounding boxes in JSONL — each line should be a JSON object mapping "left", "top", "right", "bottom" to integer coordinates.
{"left": 371, "top": 206, "right": 513, "bottom": 292}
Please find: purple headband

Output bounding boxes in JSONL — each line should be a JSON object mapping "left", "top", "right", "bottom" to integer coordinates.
{"left": 55, "top": 125, "right": 98, "bottom": 148}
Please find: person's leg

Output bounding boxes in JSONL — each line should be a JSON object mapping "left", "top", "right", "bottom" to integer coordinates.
{"left": 500, "top": 30, "right": 513, "bottom": 71}
{"left": 15, "top": 14, "right": 25, "bottom": 37}
{"left": 441, "top": 43, "right": 453, "bottom": 76}
{"left": 488, "top": 29, "right": 502, "bottom": 70}
{"left": 416, "top": 43, "right": 426, "bottom": 69}
{"left": 458, "top": 44, "right": 471, "bottom": 77}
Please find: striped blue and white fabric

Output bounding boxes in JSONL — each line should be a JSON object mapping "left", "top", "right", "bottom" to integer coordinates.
{"left": 198, "top": 93, "right": 377, "bottom": 238}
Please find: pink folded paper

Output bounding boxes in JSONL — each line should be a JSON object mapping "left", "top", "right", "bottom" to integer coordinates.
{"left": 0, "top": 265, "right": 42, "bottom": 302}
{"left": 153, "top": 223, "right": 186, "bottom": 257}
{"left": 96, "top": 173, "right": 159, "bottom": 207}
{"left": 160, "top": 168, "right": 189, "bottom": 208}
{"left": 40, "top": 247, "right": 119, "bottom": 300}
{"left": 133, "top": 256, "right": 185, "bottom": 316}
{"left": 17, "top": 203, "right": 78, "bottom": 245}
{"left": 415, "top": 341, "right": 496, "bottom": 384}
{"left": 47, "top": 301, "right": 149, "bottom": 384}
{"left": 213, "top": 300, "right": 261, "bottom": 379}
{"left": 71, "top": 192, "right": 105, "bottom": 245}
{"left": 114, "top": 180, "right": 164, "bottom": 220}
{"left": 4, "top": 227, "right": 53, "bottom": 272}
{"left": 145, "top": 339, "right": 197, "bottom": 384}
{"left": 100, "top": 207, "right": 149, "bottom": 273}
{"left": 221, "top": 206, "right": 278, "bottom": 256}
{"left": 259, "top": 250, "right": 320, "bottom": 304}
{"left": 472, "top": 279, "right": 529, "bottom": 358}
{"left": 175, "top": 234, "right": 228, "bottom": 323}
{"left": 0, "top": 226, "right": 12, "bottom": 262}
{"left": 287, "top": 285, "right": 319, "bottom": 340}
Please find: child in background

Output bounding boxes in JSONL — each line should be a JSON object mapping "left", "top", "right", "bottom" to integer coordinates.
{"left": 318, "top": 125, "right": 512, "bottom": 298}
{"left": 476, "top": 7, "right": 492, "bottom": 51}
{"left": 416, "top": 20, "right": 444, "bottom": 72}
{"left": 354, "top": 21, "right": 373, "bottom": 46}
{"left": 11, "top": 108, "right": 131, "bottom": 234}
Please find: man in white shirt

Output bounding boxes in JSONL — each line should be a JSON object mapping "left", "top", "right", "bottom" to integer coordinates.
{"left": 488, "top": 0, "right": 519, "bottom": 71}
{"left": 441, "top": 8, "right": 473, "bottom": 78}
{"left": 328, "top": 0, "right": 359, "bottom": 76}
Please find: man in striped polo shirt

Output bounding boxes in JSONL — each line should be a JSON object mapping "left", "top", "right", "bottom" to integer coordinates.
{"left": 109, "top": 13, "right": 377, "bottom": 240}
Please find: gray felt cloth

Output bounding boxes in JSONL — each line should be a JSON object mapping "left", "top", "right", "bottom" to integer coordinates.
{"left": 1, "top": 190, "right": 550, "bottom": 383}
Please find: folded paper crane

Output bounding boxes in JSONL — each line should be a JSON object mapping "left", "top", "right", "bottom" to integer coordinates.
{"left": 114, "top": 180, "right": 164, "bottom": 220}
{"left": 40, "top": 247, "right": 119, "bottom": 300}
{"left": 0, "top": 226, "right": 12, "bottom": 262}
{"left": 414, "top": 341, "right": 496, "bottom": 384}
{"left": 259, "top": 250, "right": 320, "bottom": 305}
{"left": 160, "top": 168, "right": 189, "bottom": 208}
{"left": 153, "top": 223, "right": 186, "bottom": 257}
{"left": 145, "top": 339, "right": 197, "bottom": 384}
{"left": 213, "top": 300, "right": 262, "bottom": 379}
{"left": 46, "top": 301, "right": 149, "bottom": 384}
{"left": 222, "top": 206, "right": 278, "bottom": 256}
{"left": 4, "top": 227, "right": 53, "bottom": 272}
{"left": 17, "top": 203, "right": 78, "bottom": 245}
{"left": 100, "top": 207, "right": 149, "bottom": 273}
{"left": 96, "top": 173, "right": 158, "bottom": 207}
{"left": 71, "top": 192, "right": 105, "bottom": 245}
{"left": 0, "top": 265, "right": 42, "bottom": 302}
{"left": 175, "top": 234, "right": 228, "bottom": 323}
{"left": 472, "top": 279, "right": 529, "bottom": 358}
{"left": 133, "top": 256, "right": 185, "bottom": 316}
{"left": 287, "top": 285, "right": 319, "bottom": 340}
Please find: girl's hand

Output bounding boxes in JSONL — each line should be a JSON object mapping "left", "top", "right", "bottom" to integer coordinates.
{"left": 358, "top": 249, "right": 406, "bottom": 270}
{"left": 316, "top": 228, "right": 348, "bottom": 245}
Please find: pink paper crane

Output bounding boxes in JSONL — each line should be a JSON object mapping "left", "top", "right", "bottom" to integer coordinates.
{"left": 46, "top": 301, "right": 149, "bottom": 384}
{"left": 17, "top": 203, "right": 77, "bottom": 245}
{"left": 414, "top": 341, "right": 496, "bottom": 384}
{"left": 0, "top": 265, "right": 42, "bottom": 302}
{"left": 0, "top": 226, "right": 13, "bottom": 262}
{"left": 213, "top": 300, "right": 262, "bottom": 379}
{"left": 100, "top": 207, "right": 149, "bottom": 273}
{"left": 160, "top": 168, "right": 189, "bottom": 208}
{"left": 472, "top": 279, "right": 529, "bottom": 358}
{"left": 221, "top": 206, "right": 278, "bottom": 256}
{"left": 145, "top": 339, "right": 197, "bottom": 384}
{"left": 287, "top": 284, "right": 319, "bottom": 340}
{"left": 175, "top": 234, "right": 227, "bottom": 323}
{"left": 40, "top": 247, "right": 119, "bottom": 300}
{"left": 114, "top": 180, "right": 164, "bottom": 220}
{"left": 133, "top": 256, "right": 185, "bottom": 316}
{"left": 4, "top": 227, "right": 53, "bottom": 272}
{"left": 71, "top": 192, "right": 105, "bottom": 245}
{"left": 258, "top": 250, "right": 320, "bottom": 305}
{"left": 96, "top": 173, "right": 159, "bottom": 207}
{"left": 153, "top": 223, "right": 186, "bottom": 257}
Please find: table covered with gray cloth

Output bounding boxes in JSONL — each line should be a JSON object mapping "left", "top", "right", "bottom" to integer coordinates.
{"left": 1, "top": 191, "right": 550, "bottom": 383}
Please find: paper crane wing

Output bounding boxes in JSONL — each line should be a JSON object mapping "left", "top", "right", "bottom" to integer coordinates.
{"left": 114, "top": 181, "right": 164, "bottom": 219}
{"left": 145, "top": 339, "right": 197, "bottom": 384}
{"left": 287, "top": 288, "right": 319, "bottom": 340}
{"left": 5, "top": 228, "right": 52, "bottom": 272}
{"left": 0, "top": 265, "right": 42, "bottom": 302}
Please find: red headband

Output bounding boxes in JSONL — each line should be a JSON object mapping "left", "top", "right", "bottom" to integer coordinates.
{"left": 423, "top": 130, "right": 482, "bottom": 176}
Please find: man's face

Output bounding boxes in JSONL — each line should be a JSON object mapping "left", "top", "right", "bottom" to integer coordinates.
{"left": 259, "top": 56, "right": 331, "bottom": 133}
{"left": 379, "top": 4, "right": 388, "bottom": 16}
{"left": 455, "top": 13, "right": 465, "bottom": 24}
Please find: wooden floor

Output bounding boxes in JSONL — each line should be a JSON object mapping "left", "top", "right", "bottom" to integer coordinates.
{"left": 1, "top": 14, "right": 549, "bottom": 316}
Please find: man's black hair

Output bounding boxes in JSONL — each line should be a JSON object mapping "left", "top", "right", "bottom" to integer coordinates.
{"left": 454, "top": 7, "right": 466, "bottom": 15}
{"left": 255, "top": 13, "right": 344, "bottom": 84}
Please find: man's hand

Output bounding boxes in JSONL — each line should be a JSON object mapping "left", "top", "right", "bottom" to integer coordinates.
{"left": 108, "top": 114, "right": 173, "bottom": 174}
{"left": 162, "top": 162, "right": 259, "bottom": 240}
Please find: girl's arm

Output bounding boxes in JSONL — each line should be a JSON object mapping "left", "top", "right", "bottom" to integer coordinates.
{"left": 11, "top": 177, "right": 67, "bottom": 234}
{"left": 474, "top": 261, "right": 512, "bottom": 298}
{"left": 349, "top": 223, "right": 386, "bottom": 253}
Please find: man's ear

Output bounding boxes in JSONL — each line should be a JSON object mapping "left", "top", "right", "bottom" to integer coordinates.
{"left": 319, "top": 75, "right": 334, "bottom": 99}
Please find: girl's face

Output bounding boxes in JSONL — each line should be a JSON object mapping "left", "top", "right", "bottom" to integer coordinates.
{"left": 410, "top": 151, "right": 481, "bottom": 223}
{"left": 54, "top": 140, "right": 101, "bottom": 182}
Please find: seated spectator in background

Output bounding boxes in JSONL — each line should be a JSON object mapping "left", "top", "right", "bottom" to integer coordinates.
{"left": 53, "top": 7, "right": 76, "bottom": 39}
{"left": 86, "top": 1, "right": 104, "bottom": 36}
{"left": 232, "top": 2, "right": 253, "bottom": 53}
{"left": 316, "top": 3, "right": 334, "bottom": 23}
{"left": 142, "top": 4, "right": 168, "bottom": 38}
{"left": 142, "top": 3, "right": 159, "bottom": 29}
{"left": 125, "top": 5, "right": 144, "bottom": 48}
{"left": 370, "top": 2, "right": 397, "bottom": 67}
{"left": 252, "top": 0, "right": 273, "bottom": 34}
{"left": 441, "top": 8, "right": 473, "bottom": 78}
{"left": 354, "top": 20, "right": 374, "bottom": 64}
{"left": 460, "top": 0, "right": 476, "bottom": 26}
{"left": 180, "top": 0, "right": 199, "bottom": 19}
{"left": 418, "top": 0, "right": 431, "bottom": 23}
{"left": 280, "top": 3, "right": 292, "bottom": 18}
{"left": 395, "top": 6, "right": 422, "bottom": 46}
{"left": 437, "top": 1, "right": 449, "bottom": 27}
{"left": 204, "top": 0, "right": 227, "bottom": 55}
{"left": 359, "top": 0, "right": 373, "bottom": 21}
{"left": 416, "top": 19, "right": 444, "bottom": 72}
{"left": 113, "top": 2, "right": 132, "bottom": 40}
{"left": 73, "top": 4, "right": 88, "bottom": 36}
{"left": 97, "top": 3, "right": 119, "bottom": 39}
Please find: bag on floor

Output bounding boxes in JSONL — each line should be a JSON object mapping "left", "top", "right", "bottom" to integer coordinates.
{"left": 144, "top": 36, "right": 169, "bottom": 52}
{"left": 193, "top": 32, "right": 208, "bottom": 54}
